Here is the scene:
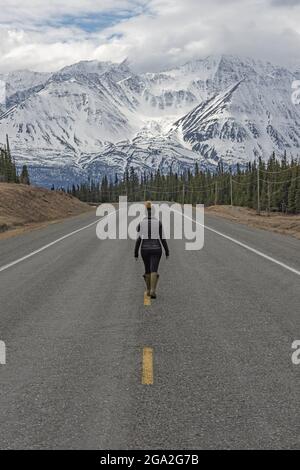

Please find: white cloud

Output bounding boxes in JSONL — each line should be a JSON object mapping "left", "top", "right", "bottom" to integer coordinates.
{"left": 0, "top": 0, "right": 299, "bottom": 72}
{"left": 271, "top": 0, "right": 300, "bottom": 6}
{"left": 0, "top": 1, "right": 145, "bottom": 25}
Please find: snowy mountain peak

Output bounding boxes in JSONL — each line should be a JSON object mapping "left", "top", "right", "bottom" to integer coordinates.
{"left": 59, "top": 60, "right": 113, "bottom": 75}
{"left": 0, "top": 55, "right": 299, "bottom": 187}
{"left": 57, "top": 59, "right": 132, "bottom": 78}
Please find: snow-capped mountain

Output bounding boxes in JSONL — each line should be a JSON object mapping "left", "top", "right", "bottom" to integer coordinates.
{"left": 0, "top": 55, "right": 300, "bottom": 187}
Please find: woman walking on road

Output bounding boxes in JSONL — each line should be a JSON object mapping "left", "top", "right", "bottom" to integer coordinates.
{"left": 134, "top": 201, "right": 169, "bottom": 299}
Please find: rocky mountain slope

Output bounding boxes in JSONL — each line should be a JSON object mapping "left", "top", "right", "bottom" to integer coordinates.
{"left": 0, "top": 55, "right": 300, "bottom": 187}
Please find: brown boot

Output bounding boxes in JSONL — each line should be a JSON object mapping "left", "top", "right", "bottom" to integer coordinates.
{"left": 143, "top": 274, "right": 151, "bottom": 297}
{"left": 150, "top": 273, "right": 159, "bottom": 299}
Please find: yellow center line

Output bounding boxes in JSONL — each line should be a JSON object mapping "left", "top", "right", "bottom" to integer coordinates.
{"left": 144, "top": 291, "right": 151, "bottom": 306}
{"left": 142, "top": 347, "right": 153, "bottom": 385}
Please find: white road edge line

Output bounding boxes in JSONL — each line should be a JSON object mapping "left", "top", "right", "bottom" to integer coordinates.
{"left": 176, "top": 210, "right": 300, "bottom": 277}
{"left": 1, "top": 206, "right": 298, "bottom": 277}
{"left": 0, "top": 209, "right": 121, "bottom": 274}
{"left": 0, "top": 219, "right": 100, "bottom": 274}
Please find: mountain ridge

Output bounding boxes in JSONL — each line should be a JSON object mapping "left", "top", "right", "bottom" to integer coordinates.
{"left": 0, "top": 55, "right": 299, "bottom": 187}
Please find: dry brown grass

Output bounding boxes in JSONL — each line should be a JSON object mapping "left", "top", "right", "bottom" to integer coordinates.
{"left": 205, "top": 205, "right": 300, "bottom": 240}
{"left": 0, "top": 183, "right": 93, "bottom": 238}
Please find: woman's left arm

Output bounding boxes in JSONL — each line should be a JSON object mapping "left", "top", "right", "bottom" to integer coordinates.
{"left": 159, "top": 222, "right": 169, "bottom": 257}
{"left": 134, "top": 223, "right": 141, "bottom": 258}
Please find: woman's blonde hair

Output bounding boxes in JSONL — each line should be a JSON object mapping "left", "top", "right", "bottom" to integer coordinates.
{"left": 145, "top": 201, "right": 152, "bottom": 210}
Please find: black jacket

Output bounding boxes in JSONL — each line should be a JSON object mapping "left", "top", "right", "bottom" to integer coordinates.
{"left": 134, "top": 217, "right": 169, "bottom": 258}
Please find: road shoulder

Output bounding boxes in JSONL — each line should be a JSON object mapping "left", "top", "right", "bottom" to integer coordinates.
{"left": 205, "top": 205, "right": 300, "bottom": 240}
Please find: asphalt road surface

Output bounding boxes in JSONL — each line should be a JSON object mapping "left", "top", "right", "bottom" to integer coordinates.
{"left": 0, "top": 207, "right": 299, "bottom": 450}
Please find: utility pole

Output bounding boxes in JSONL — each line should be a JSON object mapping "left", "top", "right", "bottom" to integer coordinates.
{"left": 257, "top": 162, "right": 261, "bottom": 215}
{"left": 230, "top": 171, "right": 233, "bottom": 207}
{"left": 182, "top": 184, "right": 185, "bottom": 205}
{"left": 267, "top": 181, "right": 271, "bottom": 215}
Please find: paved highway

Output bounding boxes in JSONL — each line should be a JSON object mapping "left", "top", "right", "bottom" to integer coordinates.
{"left": 0, "top": 208, "right": 299, "bottom": 449}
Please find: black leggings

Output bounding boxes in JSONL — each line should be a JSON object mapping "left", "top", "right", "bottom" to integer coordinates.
{"left": 141, "top": 249, "right": 162, "bottom": 274}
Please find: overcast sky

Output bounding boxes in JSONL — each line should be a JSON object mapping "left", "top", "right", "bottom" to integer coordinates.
{"left": 0, "top": 0, "right": 299, "bottom": 72}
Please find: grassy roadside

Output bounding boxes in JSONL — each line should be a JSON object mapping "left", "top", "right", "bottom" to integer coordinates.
{"left": 0, "top": 183, "right": 94, "bottom": 239}
{"left": 205, "top": 205, "right": 300, "bottom": 240}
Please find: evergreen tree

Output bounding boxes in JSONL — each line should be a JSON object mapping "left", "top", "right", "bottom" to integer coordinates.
{"left": 66, "top": 154, "right": 300, "bottom": 214}
{"left": 0, "top": 136, "right": 19, "bottom": 183}
{"left": 20, "top": 165, "right": 30, "bottom": 185}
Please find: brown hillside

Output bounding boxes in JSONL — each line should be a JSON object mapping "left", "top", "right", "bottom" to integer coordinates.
{"left": 0, "top": 183, "right": 93, "bottom": 237}
{"left": 205, "top": 205, "right": 300, "bottom": 240}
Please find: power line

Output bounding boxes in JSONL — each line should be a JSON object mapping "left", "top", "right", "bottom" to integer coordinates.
{"left": 259, "top": 174, "right": 300, "bottom": 184}
{"left": 258, "top": 165, "right": 300, "bottom": 175}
